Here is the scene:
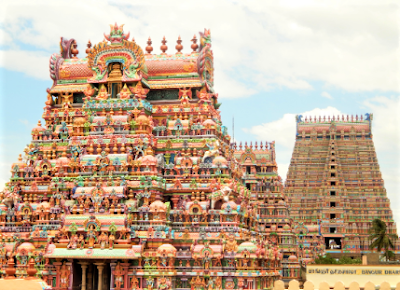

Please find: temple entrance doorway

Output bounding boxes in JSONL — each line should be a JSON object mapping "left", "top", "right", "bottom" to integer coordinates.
{"left": 72, "top": 260, "right": 82, "bottom": 290}
{"left": 214, "top": 199, "right": 223, "bottom": 210}
{"left": 104, "top": 264, "right": 111, "bottom": 290}
{"left": 91, "top": 263, "right": 98, "bottom": 290}
{"left": 74, "top": 261, "right": 111, "bottom": 290}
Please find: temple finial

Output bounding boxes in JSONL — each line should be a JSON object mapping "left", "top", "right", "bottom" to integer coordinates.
{"left": 85, "top": 40, "right": 92, "bottom": 54}
{"left": 175, "top": 36, "right": 183, "bottom": 54}
{"left": 161, "top": 36, "right": 168, "bottom": 54}
{"left": 146, "top": 37, "right": 153, "bottom": 54}
{"left": 191, "top": 35, "right": 198, "bottom": 52}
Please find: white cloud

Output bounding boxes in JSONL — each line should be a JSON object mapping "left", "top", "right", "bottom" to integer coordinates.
{"left": 321, "top": 91, "right": 333, "bottom": 99}
{"left": 215, "top": 71, "right": 257, "bottom": 99}
{"left": 244, "top": 106, "right": 342, "bottom": 148}
{"left": 0, "top": 0, "right": 397, "bottom": 95}
{"left": 363, "top": 96, "right": 400, "bottom": 151}
{"left": 243, "top": 106, "right": 343, "bottom": 182}
{"left": 0, "top": 50, "right": 49, "bottom": 80}
{"left": 362, "top": 96, "right": 400, "bottom": 225}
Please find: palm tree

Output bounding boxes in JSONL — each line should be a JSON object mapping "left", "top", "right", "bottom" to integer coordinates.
{"left": 368, "top": 219, "right": 398, "bottom": 261}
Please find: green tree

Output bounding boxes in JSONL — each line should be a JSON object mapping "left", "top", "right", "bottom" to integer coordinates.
{"left": 368, "top": 218, "right": 398, "bottom": 261}
{"left": 314, "top": 253, "right": 361, "bottom": 265}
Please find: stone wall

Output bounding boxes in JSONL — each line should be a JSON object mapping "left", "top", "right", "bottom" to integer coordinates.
{"left": 274, "top": 280, "right": 400, "bottom": 290}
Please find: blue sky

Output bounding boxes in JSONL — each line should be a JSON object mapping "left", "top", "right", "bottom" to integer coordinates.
{"left": 0, "top": 0, "right": 399, "bottom": 225}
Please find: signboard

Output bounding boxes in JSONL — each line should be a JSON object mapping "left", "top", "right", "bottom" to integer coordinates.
{"left": 307, "top": 265, "right": 400, "bottom": 287}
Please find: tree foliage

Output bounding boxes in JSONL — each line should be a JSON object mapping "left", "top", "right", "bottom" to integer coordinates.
{"left": 368, "top": 218, "right": 398, "bottom": 261}
{"left": 314, "top": 253, "right": 361, "bottom": 265}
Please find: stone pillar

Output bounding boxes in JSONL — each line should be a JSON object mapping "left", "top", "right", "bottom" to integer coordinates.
{"left": 87, "top": 264, "right": 93, "bottom": 290}
{"left": 79, "top": 262, "right": 89, "bottom": 290}
{"left": 362, "top": 254, "right": 368, "bottom": 265}
{"left": 66, "top": 261, "right": 73, "bottom": 290}
{"left": 121, "top": 262, "right": 130, "bottom": 290}
{"left": 53, "top": 262, "right": 62, "bottom": 289}
{"left": 110, "top": 262, "right": 116, "bottom": 290}
{"left": 94, "top": 263, "right": 105, "bottom": 290}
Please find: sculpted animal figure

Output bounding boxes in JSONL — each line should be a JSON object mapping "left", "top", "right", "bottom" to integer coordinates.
{"left": 202, "top": 139, "right": 220, "bottom": 163}
{"left": 155, "top": 153, "right": 165, "bottom": 167}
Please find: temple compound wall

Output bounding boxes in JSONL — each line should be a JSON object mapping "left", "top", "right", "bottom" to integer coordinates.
{"left": 306, "top": 265, "right": 400, "bottom": 287}
{"left": 273, "top": 279, "right": 400, "bottom": 290}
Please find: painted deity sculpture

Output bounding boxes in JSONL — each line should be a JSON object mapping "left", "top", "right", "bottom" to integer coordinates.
{"left": 202, "top": 139, "right": 220, "bottom": 162}
{"left": 95, "top": 84, "right": 109, "bottom": 100}
{"left": 224, "top": 234, "right": 238, "bottom": 253}
{"left": 86, "top": 227, "right": 98, "bottom": 249}
{"left": 113, "top": 262, "right": 124, "bottom": 290}
{"left": 60, "top": 262, "right": 70, "bottom": 289}
{"left": 119, "top": 83, "right": 131, "bottom": 99}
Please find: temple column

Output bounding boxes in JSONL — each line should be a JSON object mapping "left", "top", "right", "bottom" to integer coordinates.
{"left": 87, "top": 264, "right": 93, "bottom": 290}
{"left": 66, "top": 261, "right": 73, "bottom": 290}
{"left": 110, "top": 262, "right": 116, "bottom": 290}
{"left": 53, "top": 262, "right": 62, "bottom": 290}
{"left": 79, "top": 262, "right": 89, "bottom": 290}
{"left": 94, "top": 263, "right": 105, "bottom": 290}
{"left": 121, "top": 262, "right": 130, "bottom": 289}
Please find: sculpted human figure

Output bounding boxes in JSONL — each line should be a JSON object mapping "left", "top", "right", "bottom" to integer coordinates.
{"left": 95, "top": 151, "right": 111, "bottom": 174}
{"left": 119, "top": 83, "right": 131, "bottom": 99}
{"left": 86, "top": 226, "right": 98, "bottom": 249}
{"left": 109, "top": 233, "right": 116, "bottom": 249}
{"left": 83, "top": 84, "right": 95, "bottom": 100}
{"left": 224, "top": 234, "right": 238, "bottom": 253}
{"left": 99, "top": 232, "right": 108, "bottom": 249}
{"left": 60, "top": 92, "right": 73, "bottom": 107}
{"left": 95, "top": 84, "right": 108, "bottom": 100}
{"left": 78, "top": 234, "right": 85, "bottom": 249}
{"left": 178, "top": 87, "right": 192, "bottom": 106}
{"left": 202, "top": 139, "right": 220, "bottom": 163}
{"left": 60, "top": 262, "right": 70, "bottom": 289}
{"left": 131, "top": 276, "right": 139, "bottom": 290}
{"left": 113, "top": 262, "right": 125, "bottom": 290}
{"left": 203, "top": 251, "right": 211, "bottom": 269}
{"left": 67, "top": 234, "right": 78, "bottom": 249}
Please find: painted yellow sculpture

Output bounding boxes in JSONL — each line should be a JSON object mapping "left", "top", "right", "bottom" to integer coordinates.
{"left": 95, "top": 84, "right": 108, "bottom": 100}
{"left": 119, "top": 83, "right": 131, "bottom": 99}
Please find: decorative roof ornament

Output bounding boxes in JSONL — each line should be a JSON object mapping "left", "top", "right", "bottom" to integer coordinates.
{"left": 60, "top": 37, "right": 78, "bottom": 59}
{"left": 160, "top": 36, "right": 168, "bottom": 54}
{"left": 175, "top": 36, "right": 183, "bottom": 54}
{"left": 199, "top": 29, "right": 211, "bottom": 51}
{"left": 104, "top": 23, "right": 130, "bottom": 45}
{"left": 197, "top": 29, "right": 214, "bottom": 92}
{"left": 146, "top": 37, "right": 153, "bottom": 54}
{"left": 191, "top": 35, "right": 198, "bottom": 52}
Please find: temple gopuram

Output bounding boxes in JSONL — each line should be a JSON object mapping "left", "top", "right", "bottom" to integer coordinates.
{"left": 0, "top": 24, "right": 291, "bottom": 290}
{"left": 233, "top": 142, "right": 302, "bottom": 275}
{"left": 284, "top": 115, "right": 399, "bottom": 259}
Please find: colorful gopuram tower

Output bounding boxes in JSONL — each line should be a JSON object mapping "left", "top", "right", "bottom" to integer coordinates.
{"left": 284, "top": 114, "right": 399, "bottom": 259}
{"left": 0, "top": 24, "right": 283, "bottom": 290}
{"left": 234, "top": 142, "right": 301, "bottom": 279}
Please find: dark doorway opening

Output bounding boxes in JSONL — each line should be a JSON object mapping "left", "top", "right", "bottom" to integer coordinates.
{"left": 72, "top": 261, "right": 83, "bottom": 290}
{"left": 104, "top": 264, "right": 111, "bottom": 290}
{"left": 325, "top": 237, "right": 342, "bottom": 249}
{"left": 214, "top": 199, "right": 223, "bottom": 210}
